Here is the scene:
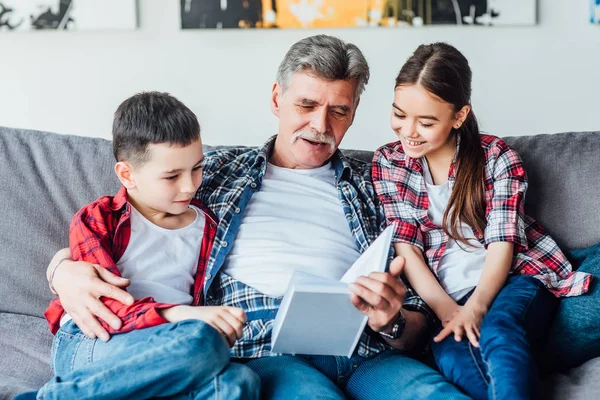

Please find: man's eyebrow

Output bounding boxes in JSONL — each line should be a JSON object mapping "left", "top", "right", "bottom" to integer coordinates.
{"left": 297, "top": 98, "right": 350, "bottom": 112}
{"left": 392, "top": 103, "right": 439, "bottom": 121}
{"left": 162, "top": 157, "right": 204, "bottom": 174}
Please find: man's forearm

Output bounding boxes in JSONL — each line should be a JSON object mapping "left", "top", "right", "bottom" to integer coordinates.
{"left": 47, "top": 248, "right": 71, "bottom": 294}
{"left": 383, "top": 308, "right": 427, "bottom": 351}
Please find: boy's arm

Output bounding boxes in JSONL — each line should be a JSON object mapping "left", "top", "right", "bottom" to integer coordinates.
{"left": 395, "top": 242, "right": 458, "bottom": 322}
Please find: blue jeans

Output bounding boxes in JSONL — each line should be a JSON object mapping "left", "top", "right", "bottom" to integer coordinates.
{"left": 37, "top": 319, "right": 260, "bottom": 400}
{"left": 244, "top": 350, "right": 470, "bottom": 399}
{"left": 432, "top": 275, "right": 558, "bottom": 400}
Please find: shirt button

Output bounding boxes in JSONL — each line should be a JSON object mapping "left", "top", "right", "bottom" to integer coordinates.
{"left": 206, "top": 273, "right": 212, "bottom": 280}
{"left": 235, "top": 207, "right": 241, "bottom": 213}
{"left": 250, "top": 182, "right": 257, "bottom": 189}
{"left": 222, "top": 241, "right": 228, "bottom": 247}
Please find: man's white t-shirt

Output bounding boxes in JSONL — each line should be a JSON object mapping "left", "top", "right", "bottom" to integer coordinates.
{"left": 222, "top": 162, "right": 361, "bottom": 297}
{"left": 422, "top": 160, "right": 486, "bottom": 301}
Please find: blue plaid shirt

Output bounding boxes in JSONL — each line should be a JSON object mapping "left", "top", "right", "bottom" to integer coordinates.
{"left": 196, "top": 135, "right": 433, "bottom": 359}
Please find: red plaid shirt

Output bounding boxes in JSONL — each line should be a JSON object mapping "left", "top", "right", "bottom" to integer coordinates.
{"left": 372, "top": 134, "right": 592, "bottom": 298}
{"left": 44, "top": 187, "right": 217, "bottom": 335}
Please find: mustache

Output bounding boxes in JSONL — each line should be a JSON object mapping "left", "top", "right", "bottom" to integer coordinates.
{"left": 290, "top": 130, "right": 336, "bottom": 153}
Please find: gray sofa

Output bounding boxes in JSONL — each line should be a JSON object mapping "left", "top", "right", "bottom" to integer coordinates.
{"left": 1, "top": 126, "right": 599, "bottom": 399}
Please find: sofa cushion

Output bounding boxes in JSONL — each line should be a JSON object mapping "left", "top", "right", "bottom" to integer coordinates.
{"left": 503, "top": 132, "right": 600, "bottom": 252}
{"left": 0, "top": 127, "right": 120, "bottom": 318}
{"left": 0, "top": 313, "right": 53, "bottom": 399}
{"left": 542, "top": 243, "right": 600, "bottom": 371}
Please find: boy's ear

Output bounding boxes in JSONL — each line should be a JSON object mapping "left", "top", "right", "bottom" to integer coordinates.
{"left": 115, "top": 161, "right": 136, "bottom": 190}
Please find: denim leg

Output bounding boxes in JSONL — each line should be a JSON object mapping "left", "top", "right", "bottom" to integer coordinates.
{"left": 165, "top": 362, "right": 260, "bottom": 400}
{"left": 432, "top": 333, "right": 489, "bottom": 400}
{"left": 478, "top": 275, "right": 557, "bottom": 400}
{"left": 344, "top": 350, "right": 470, "bottom": 400}
{"left": 38, "top": 319, "right": 234, "bottom": 400}
{"left": 245, "top": 355, "right": 345, "bottom": 400}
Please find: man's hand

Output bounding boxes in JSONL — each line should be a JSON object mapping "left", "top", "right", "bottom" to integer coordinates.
{"left": 433, "top": 302, "right": 487, "bottom": 347}
{"left": 160, "top": 306, "right": 246, "bottom": 348}
{"left": 51, "top": 252, "right": 133, "bottom": 342}
{"left": 349, "top": 256, "right": 407, "bottom": 333}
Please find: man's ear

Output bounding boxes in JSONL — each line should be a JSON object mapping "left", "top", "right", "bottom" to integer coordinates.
{"left": 115, "top": 161, "right": 136, "bottom": 190}
{"left": 455, "top": 105, "right": 471, "bottom": 126}
{"left": 270, "top": 81, "right": 281, "bottom": 117}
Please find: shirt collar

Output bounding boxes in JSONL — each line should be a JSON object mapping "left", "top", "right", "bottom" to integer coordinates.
{"left": 110, "top": 186, "right": 129, "bottom": 211}
{"left": 256, "top": 134, "right": 351, "bottom": 183}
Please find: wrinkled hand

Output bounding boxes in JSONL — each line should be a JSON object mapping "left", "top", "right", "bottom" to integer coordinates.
{"left": 162, "top": 306, "right": 246, "bottom": 348}
{"left": 53, "top": 260, "right": 133, "bottom": 341}
{"left": 434, "top": 303, "right": 487, "bottom": 347}
{"left": 349, "top": 256, "right": 407, "bottom": 333}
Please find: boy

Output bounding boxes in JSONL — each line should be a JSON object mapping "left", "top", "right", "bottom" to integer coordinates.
{"left": 18, "top": 92, "right": 259, "bottom": 400}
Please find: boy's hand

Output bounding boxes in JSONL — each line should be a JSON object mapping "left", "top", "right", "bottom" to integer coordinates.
{"left": 161, "top": 306, "right": 246, "bottom": 347}
{"left": 433, "top": 302, "right": 487, "bottom": 347}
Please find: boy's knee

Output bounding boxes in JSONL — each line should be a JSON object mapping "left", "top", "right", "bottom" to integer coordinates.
{"left": 174, "top": 320, "right": 230, "bottom": 366}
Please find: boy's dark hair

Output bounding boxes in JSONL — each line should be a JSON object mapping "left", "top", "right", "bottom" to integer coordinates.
{"left": 112, "top": 91, "right": 201, "bottom": 166}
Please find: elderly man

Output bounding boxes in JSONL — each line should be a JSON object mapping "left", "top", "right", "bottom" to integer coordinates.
{"left": 48, "top": 35, "right": 467, "bottom": 399}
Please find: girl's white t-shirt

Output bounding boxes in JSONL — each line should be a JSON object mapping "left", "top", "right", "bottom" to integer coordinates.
{"left": 422, "top": 159, "right": 486, "bottom": 301}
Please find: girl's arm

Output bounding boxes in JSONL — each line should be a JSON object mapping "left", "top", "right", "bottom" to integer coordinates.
{"left": 466, "top": 241, "right": 514, "bottom": 312}
{"left": 395, "top": 242, "right": 458, "bottom": 323}
{"left": 434, "top": 241, "right": 513, "bottom": 346}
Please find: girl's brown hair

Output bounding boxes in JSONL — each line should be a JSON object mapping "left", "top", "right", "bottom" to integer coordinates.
{"left": 395, "top": 43, "right": 486, "bottom": 245}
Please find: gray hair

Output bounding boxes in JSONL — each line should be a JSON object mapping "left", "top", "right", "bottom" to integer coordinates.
{"left": 276, "top": 35, "right": 370, "bottom": 103}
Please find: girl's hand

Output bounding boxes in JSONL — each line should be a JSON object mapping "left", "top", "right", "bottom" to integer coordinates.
{"left": 433, "top": 302, "right": 487, "bottom": 347}
{"left": 439, "top": 304, "right": 461, "bottom": 328}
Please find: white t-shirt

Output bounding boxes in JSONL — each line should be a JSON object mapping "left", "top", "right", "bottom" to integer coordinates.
{"left": 61, "top": 204, "right": 206, "bottom": 326}
{"left": 222, "top": 162, "right": 361, "bottom": 297}
{"left": 117, "top": 204, "right": 205, "bottom": 304}
{"left": 422, "top": 160, "right": 486, "bottom": 301}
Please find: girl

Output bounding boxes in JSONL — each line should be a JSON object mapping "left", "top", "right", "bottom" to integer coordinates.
{"left": 371, "top": 43, "right": 592, "bottom": 400}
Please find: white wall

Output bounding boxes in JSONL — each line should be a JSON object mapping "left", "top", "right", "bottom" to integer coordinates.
{"left": 0, "top": 0, "right": 598, "bottom": 150}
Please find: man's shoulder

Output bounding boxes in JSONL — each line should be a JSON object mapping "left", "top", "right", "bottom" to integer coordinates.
{"left": 339, "top": 150, "right": 372, "bottom": 178}
{"left": 203, "top": 145, "right": 262, "bottom": 173}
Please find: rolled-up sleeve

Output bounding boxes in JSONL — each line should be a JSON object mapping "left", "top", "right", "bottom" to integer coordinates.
{"left": 484, "top": 146, "right": 528, "bottom": 253}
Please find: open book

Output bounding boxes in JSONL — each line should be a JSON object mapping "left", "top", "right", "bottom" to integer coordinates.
{"left": 270, "top": 223, "right": 396, "bottom": 357}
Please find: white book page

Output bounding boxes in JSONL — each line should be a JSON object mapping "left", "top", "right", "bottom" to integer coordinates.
{"left": 340, "top": 223, "right": 396, "bottom": 284}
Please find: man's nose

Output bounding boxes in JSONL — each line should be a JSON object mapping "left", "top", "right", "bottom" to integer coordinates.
{"left": 310, "top": 108, "right": 328, "bottom": 134}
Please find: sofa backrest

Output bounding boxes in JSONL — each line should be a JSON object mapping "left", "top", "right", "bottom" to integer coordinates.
{"left": 1, "top": 126, "right": 599, "bottom": 319}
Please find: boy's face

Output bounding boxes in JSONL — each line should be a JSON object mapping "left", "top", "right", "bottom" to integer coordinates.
{"left": 123, "top": 138, "right": 204, "bottom": 217}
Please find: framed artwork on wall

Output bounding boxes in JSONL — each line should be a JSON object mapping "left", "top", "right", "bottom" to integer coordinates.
{"left": 592, "top": 0, "right": 600, "bottom": 24}
{"left": 180, "top": 0, "right": 537, "bottom": 29}
{"left": 0, "top": 0, "right": 137, "bottom": 31}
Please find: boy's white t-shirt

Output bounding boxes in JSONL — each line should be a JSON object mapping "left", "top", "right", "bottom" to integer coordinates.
{"left": 60, "top": 204, "right": 205, "bottom": 326}
{"left": 222, "top": 162, "right": 361, "bottom": 297}
{"left": 422, "top": 159, "right": 486, "bottom": 301}
{"left": 116, "top": 204, "right": 205, "bottom": 304}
